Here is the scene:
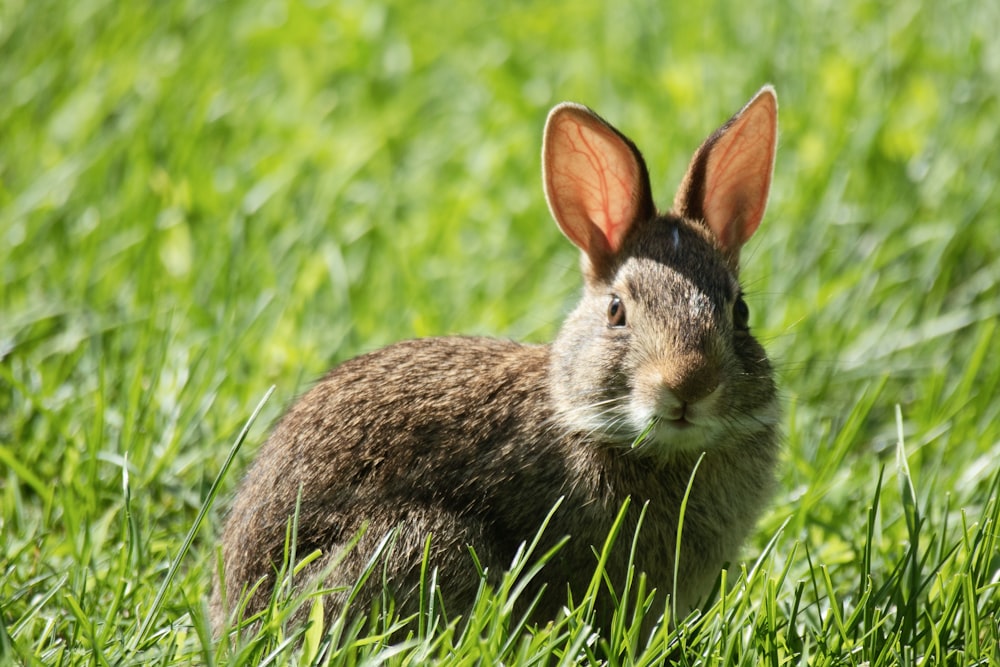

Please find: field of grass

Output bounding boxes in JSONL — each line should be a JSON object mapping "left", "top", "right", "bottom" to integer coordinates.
{"left": 2, "top": 0, "right": 999, "bottom": 664}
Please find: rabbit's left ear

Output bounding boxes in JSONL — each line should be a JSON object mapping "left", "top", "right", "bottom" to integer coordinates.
{"left": 674, "top": 86, "right": 778, "bottom": 265}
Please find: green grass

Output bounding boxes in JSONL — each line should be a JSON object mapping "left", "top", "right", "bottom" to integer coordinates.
{"left": 2, "top": 0, "right": 999, "bottom": 663}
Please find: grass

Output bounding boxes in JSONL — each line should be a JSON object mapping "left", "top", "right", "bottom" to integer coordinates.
{"left": 2, "top": 0, "right": 999, "bottom": 663}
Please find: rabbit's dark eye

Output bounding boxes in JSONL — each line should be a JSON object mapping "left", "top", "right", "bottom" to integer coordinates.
{"left": 733, "top": 296, "right": 750, "bottom": 330}
{"left": 607, "top": 295, "right": 626, "bottom": 328}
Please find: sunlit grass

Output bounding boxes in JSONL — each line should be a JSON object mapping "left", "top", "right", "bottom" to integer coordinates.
{"left": 2, "top": 0, "right": 999, "bottom": 664}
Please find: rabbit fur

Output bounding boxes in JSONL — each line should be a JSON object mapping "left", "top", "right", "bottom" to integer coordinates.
{"left": 211, "top": 86, "right": 781, "bottom": 635}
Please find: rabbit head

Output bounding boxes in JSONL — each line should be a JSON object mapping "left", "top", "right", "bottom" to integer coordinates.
{"left": 544, "top": 87, "right": 779, "bottom": 457}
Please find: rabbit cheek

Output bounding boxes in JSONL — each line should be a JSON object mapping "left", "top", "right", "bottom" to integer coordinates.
{"left": 549, "top": 312, "right": 633, "bottom": 439}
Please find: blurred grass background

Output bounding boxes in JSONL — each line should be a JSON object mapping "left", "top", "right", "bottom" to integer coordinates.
{"left": 2, "top": 0, "right": 999, "bottom": 662}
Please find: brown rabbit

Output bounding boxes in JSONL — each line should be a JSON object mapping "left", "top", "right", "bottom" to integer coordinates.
{"left": 211, "top": 87, "right": 780, "bottom": 635}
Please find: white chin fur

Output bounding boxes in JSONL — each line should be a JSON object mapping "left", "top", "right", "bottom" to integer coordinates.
{"left": 628, "top": 411, "right": 721, "bottom": 454}
{"left": 554, "top": 394, "right": 779, "bottom": 453}
{"left": 627, "top": 398, "right": 780, "bottom": 455}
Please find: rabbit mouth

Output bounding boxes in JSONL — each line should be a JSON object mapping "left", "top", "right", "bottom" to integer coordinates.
{"left": 665, "top": 415, "right": 694, "bottom": 430}
{"left": 663, "top": 402, "right": 696, "bottom": 427}
{"left": 649, "top": 388, "right": 719, "bottom": 430}
{"left": 656, "top": 410, "right": 707, "bottom": 435}
{"left": 628, "top": 418, "right": 717, "bottom": 455}
{"left": 626, "top": 393, "right": 779, "bottom": 455}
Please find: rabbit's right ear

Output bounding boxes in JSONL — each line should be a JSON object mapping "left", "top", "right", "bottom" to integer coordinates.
{"left": 543, "top": 103, "right": 655, "bottom": 277}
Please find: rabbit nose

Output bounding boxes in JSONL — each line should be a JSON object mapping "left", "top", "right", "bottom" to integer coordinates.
{"left": 665, "top": 355, "right": 720, "bottom": 405}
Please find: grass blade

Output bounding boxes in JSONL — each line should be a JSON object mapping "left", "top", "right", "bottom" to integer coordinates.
{"left": 128, "top": 386, "right": 275, "bottom": 653}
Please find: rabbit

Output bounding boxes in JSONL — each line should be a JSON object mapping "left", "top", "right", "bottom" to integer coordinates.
{"left": 210, "top": 86, "right": 781, "bottom": 636}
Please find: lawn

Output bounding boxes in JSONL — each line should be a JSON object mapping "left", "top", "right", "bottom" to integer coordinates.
{"left": 2, "top": 0, "right": 999, "bottom": 664}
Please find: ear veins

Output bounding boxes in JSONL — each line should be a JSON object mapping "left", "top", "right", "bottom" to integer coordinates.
{"left": 703, "top": 104, "right": 776, "bottom": 248}
{"left": 571, "top": 121, "right": 637, "bottom": 253}
{"left": 672, "top": 87, "right": 778, "bottom": 260}
{"left": 549, "top": 118, "right": 639, "bottom": 254}
{"left": 542, "top": 102, "right": 654, "bottom": 268}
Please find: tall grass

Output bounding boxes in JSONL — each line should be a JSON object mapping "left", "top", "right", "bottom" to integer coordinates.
{"left": 2, "top": 0, "right": 998, "bottom": 664}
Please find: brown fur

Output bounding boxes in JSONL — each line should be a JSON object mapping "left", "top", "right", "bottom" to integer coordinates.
{"left": 211, "top": 87, "right": 781, "bottom": 635}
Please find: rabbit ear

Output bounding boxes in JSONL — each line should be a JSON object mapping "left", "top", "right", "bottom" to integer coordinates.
{"left": 543, "top": 103, "right": 655, "bottom": 274}
{"left": 674, "top": 86, "right": 777, "bottom": 264}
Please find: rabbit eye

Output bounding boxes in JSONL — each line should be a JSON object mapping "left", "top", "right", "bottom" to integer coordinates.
{"left": 733, "top": 296, "right": 750, "bottom": 330}
{"left": 607, "top": 295, "right": 626, "bottom": 328}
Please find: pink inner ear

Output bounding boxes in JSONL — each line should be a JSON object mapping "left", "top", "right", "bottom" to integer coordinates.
{"left": 702, "top": 89, "right": 777, "bottom": 252}
{"left": 544, "top": 105, "right": 646, "bottom": 256}
{"left": 566, "top": 123, "right": 638, "bottom": 252}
